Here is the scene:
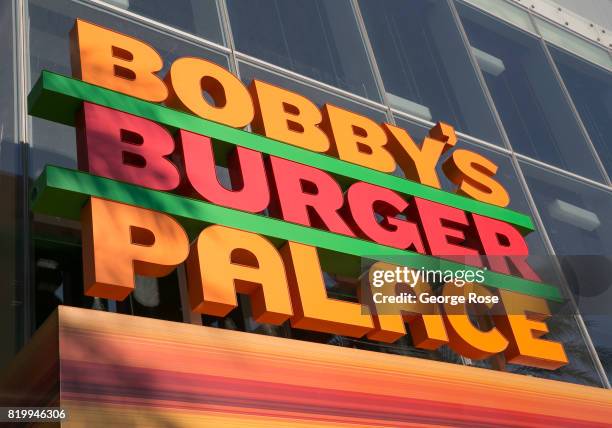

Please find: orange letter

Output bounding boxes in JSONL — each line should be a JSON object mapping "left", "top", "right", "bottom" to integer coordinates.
{"left": 70, "top": 19, "right": 167, "bottom": 102}
{"left": 165, "top": 57, "right": 254, "bottom": 128}
{"left": 186, "top": 225, "right": 292, "bottom": 324}
{"left": 442, "top": 149, "right": 510, "bottom": 207}
{"left": 322, "top": 104, "right": 396, "bottom": 173}
{"left": 495, "top": 290, "right": 568, "bottom": 370}
{"left": 443, "top": 283, "right": 509, "bottom": 359}
{"left": 366, "top": 263, "right": 448, "bottom": 348}
{"left": 281, "top": 242, "right": 373, "bottom": 337}
{"left": 384, "top": 122, "right": 456, "bottom": 188}
{"left": 249, "top": 80, "right": 330, "bottom": 152}
{"left": 81, "top": 197, "right": 189, "bottom": 301}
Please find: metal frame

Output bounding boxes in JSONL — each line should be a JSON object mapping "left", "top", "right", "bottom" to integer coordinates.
{"left": 510, "top": 0, "right": 612, "bottom": 49}
{"left": 348, "top": 0, "right": 395, "bottom": 124}
{"left": 15, "top": 0, "right": 32, "bottom": 342}
{"left": 447, "top": 0, "right": 516, "bottom": 154}
{"left": 79, "top": 0, "right": 231, "bottom": 54}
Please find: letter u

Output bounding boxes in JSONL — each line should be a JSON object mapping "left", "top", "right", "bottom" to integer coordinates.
{"left": 179, "top": 129, "right": 270, "bottom": 213}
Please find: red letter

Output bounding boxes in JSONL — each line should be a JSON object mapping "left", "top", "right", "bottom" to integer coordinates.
{"left": 413, "top": 198, "right": 480, "bottom": 263}
{"left": 77, "top": 103, "right": 179, "bottom": 190}
{"left": 267, "top": 157, "right": 354, "bottom": 236}
{"left": 472, "top": 214, "right": 540, "bottom": 281}
{"left": 179, "top": 130, "right": 270, "bottom": 213}
{"left": 347, "top": 182, "right": 424, "bottom": 251}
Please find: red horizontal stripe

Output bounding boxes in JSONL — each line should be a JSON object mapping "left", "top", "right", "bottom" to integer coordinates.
{"left": 60, "top": 360, "right": 603, "bottom": 428}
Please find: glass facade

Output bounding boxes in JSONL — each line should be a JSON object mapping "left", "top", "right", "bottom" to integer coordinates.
{"left": 359, "top": 0, "right": 503, "bottom": 144}
{"left": 226, "top": 0, "right": 381, "bottom": 100}
{"left": 521, "top": 161, "right": 612, "bottom": 381}
{"left": 548, "top": 45, "right": 612, "bottom": 177}
{"left": 3, "top": 0, "right": 611, "bottom": 390}
{"left": 456, "top": 1, "right": 606, "bottom": 181}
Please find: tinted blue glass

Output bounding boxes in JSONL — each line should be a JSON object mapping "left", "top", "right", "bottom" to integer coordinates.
{"left": 226, "top": 0, "right": 380, "bottom": 100}
{"left": 521, "top": 161, "right": 612, "bottom": 384}
{"left": 103, "top": 0, "right": 225, "bottom": 44}
{"left": 549, "top": 45, "right": 612, "bottom": 178}
{"left": 359, "top": 0, "right": 502, "bottom": 145}
{"left": 456, "top": 2, "right": 605, "bottom": 181}
{"left": 238, "top": 60, "right": 387, "bottom": 122}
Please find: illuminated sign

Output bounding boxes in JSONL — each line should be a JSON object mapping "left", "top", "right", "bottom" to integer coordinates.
{"left": 28, "top": 19, "right": 568, "bottom": 370}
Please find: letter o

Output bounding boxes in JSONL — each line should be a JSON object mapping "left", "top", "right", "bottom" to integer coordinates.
{"left": 165, "top": 57, "right": 254, "bottom": 128}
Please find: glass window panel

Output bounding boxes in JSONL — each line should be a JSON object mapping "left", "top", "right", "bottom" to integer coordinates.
{"left": 521, "top": 161, "right": 612, "bottom": 384}
{"left": 457, "top": 2, "right": 606, "bottom": 182}
{"left": 226, "top": 0, "right": 381, "bottom": 101}
{"left": 100, "top": 0, "right": 225, "bottom": 45}
{"left": 238, "top": 60, "right": 387, "bottom": 122}
{"left": 549, "top": 45, "right": 612, "bottom": 178}
{"left": 359, "top": 0, "right": 503, "bottom": 145}
{"left": 116, "top": 274, "right": 184, "bottom": 322}
{"left": 458, "top": 0, "right": 535, "bottom": 33}
{"left": 33, "top": 227, "right": 103, "bottom": 326}
{"left": 535, "top": 17, "right": 612, "bottom": 72}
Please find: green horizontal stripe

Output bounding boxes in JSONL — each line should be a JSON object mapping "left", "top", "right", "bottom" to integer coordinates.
{"left": 28, "top": 70, "right": 534, "bottom": 233}
{"left": 31, "top": 165, "right": 562, "bottom": 302}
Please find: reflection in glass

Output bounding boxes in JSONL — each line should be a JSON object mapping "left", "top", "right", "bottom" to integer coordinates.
{"left": 226, "top": 0, "right": 380, "bottom": 100}
{"left": 238, "top": 60, "right": 387, "bottom": 122}
{"left": 549, "top": 45, "right": 612, "bottom": 178}
{"left": 117, "top": 273, "right": 184, "bottom": 322}
{"left": 456, "top": 2, "right": 605, "bottom": 181}
{"left": 359, "top": 0, "right": 502, "bottom": 145}
{"left": 521, "top": 161, "right": 612, "bottom": 384}
{"left": 100, "top": 0, "right": 225, "bottom": 45}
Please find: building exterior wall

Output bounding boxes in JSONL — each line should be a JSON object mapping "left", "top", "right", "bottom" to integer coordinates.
{"left": 1, "top": 1, "right": 612, "bottom": 422}
{"left": 549, "top": 0, "right": 612, "bottom": 33}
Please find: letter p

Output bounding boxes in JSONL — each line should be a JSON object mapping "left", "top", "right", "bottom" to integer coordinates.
{"left": 81, "top": 197, "right": 189, "bottom": 300}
